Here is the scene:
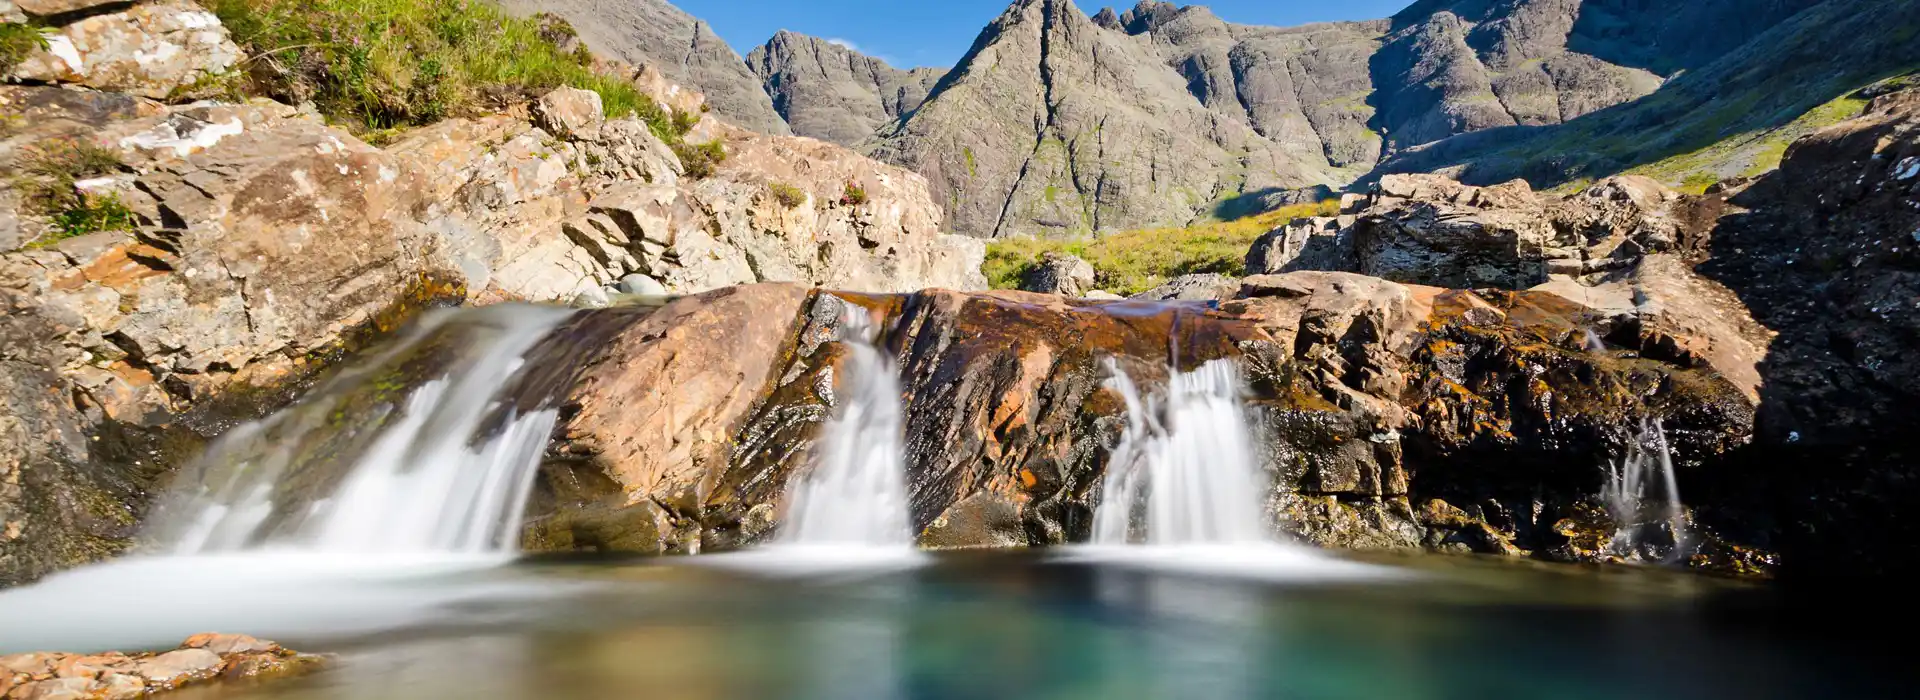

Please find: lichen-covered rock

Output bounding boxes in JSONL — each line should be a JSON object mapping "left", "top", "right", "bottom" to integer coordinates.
{"left": 9, "top": 0, "right": 242, "bottom": 99}
{"left": 532, "top": 87, "right": 604, "bottom": 141}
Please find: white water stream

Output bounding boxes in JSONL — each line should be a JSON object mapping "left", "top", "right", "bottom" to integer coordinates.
{"left": 0, "top": 305, "right": 578, "bottom": 652}
{"left": 778, "top": 306, "right": 914, "bottom": 547}
{"left": 1601, "top": 418, "right": 1689, "bottom": 560}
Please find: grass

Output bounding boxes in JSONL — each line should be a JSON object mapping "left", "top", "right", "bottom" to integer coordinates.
{"left": 205, "top": 0, "right": 675, "bottom": 140}
{"left": 768, "top": 182, "right": 806, "bottom": 208}
{"left": 983, "top": 199, "right": 1340, "bottom": 295}
{"left": 11, "top": 138, "right": 135, "bottom": 247}
{"left": 672, "top": 139, "right": 726, "bottom": 179}
{"left": 1, "top": 22, "right": 47, "bottom": 75}
{"left": 1624, "top": 91, "right": 1872, "bottom": 193}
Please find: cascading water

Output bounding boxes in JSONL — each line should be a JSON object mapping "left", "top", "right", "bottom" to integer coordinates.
{"left": 0, "top": 304, "right": 580, "bottom": 652}
{"left": 1094, "top": 358, "right": 1267, "bottom": 545}
{"left": 1080, "top": 357, "right": 1391, "bottom": 581}
{"left": 778, "top": 304, "right": 914, "bottom": 547}
{"left": 153, "top": 304, "right": 572, "bottom": 556}
{"left": 1600, "top": 418, "right": 1689, "bottom": 560}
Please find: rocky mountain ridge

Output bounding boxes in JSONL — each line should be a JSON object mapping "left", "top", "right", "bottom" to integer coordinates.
{"left": 746, "top": 31, "right": 947, "bottom": 148}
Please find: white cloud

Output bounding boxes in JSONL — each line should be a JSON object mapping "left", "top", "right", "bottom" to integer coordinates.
{"left": 825, "top": 37, "right": 861, "bottom": 53}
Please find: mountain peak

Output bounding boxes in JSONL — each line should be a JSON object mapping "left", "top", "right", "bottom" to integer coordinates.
{"left": 747, "top": 29, "right": 948, "bottom": 147}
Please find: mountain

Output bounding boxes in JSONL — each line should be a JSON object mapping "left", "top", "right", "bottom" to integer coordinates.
{"left": 746, "top": 31, "right": 947, "bottom": 147}
{"left": 861, "top": 0, "right": 1835, "bottom": 238}
{"left": 497, "top": 0, "right": 791, "bottom": 135}
{"left": 864, "top": 0, "right": 1378, "bottom": 239}
{"left": 1376, "top": 0, "right": 1920, "bottom": 187}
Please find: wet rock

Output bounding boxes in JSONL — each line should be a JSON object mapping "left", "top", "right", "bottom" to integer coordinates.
{"left": 134, "top": 649, "right": 221, "bottom": 689}
{"left": 182, "top": 633, "right": 278, "bottom": 656}
{"left": 616, "top": 274, "right": 666, "bottom": 296}
{"left": 9, "top": 0, "right": 243, "bottom": 99}
{"left": 1018, "top": 252, "right": 1095, "bottom": 296}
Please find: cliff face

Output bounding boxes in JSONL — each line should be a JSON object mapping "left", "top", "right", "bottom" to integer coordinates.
{"left": 746, "top": 31, "right": 947, "bottom": 148}
{"left": 495, "top": 0, "right": 792, "bottom": 135}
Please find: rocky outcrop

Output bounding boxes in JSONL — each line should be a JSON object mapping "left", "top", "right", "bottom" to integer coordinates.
{"left": 1, "top": 635, "right": 322, "bottom": 698}
{"left": 1248, "top": 173, "right": 1770, "bottom": 401}
{"left": 1, "top": 63, "right": 979, "bottom": 583}
{"left": 496, "top": 0, "right": 790, "bottom": 135}
{"left": 8, "top": 0, "right": 241, "bottom": 99}
{"left": 521, "top": 279, "right": 1761, "bottom": 570}
{"left": 1694, "top": 87, "right": 1920, "bottom": 576}
{"left": 746, "top": 31, "right": 947, "bottom": 148}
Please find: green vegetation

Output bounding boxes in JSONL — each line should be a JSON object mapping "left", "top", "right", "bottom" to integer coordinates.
{"left": 1, "top": 21, "right": 47, "bottom": 75}
{"left": 12, "top": 138, "right": 135, "bottom": 247}
{"left": 1624, "top": 91, "right": 1872, "bottom": 193}
{"left": 768, "top": 182, "right": 807, "bottom": 209}
{"left": 205, "top": 0, "right": 672, "bottom": 138}
{"left": 672, "top": 139, "right": 726, "bottom": 179}
{"left": 841, "top": 181, "right": 869, "bottom": 207}
{"left": 984, "top": 199, "right": 1340, "bottom": 295}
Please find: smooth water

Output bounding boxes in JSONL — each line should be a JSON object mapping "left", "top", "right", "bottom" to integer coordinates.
{"left": 1094, "top": 359, "right": 1267, "bottom": 546}
{"left": 0, "top": 553, "right": 1894, "bottom": 700}
{"left": 778, "top": 304, "right": 914, "bottom": 548}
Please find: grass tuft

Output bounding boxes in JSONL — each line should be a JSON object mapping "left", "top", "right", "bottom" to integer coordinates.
{"left": 984, "top": 199, "right": 1339, "bottom": 295}
{"left": 207, "top": 0, "right": 670, "bottom": 138}
{"left": 768, "top": 182, "right": 806, "bottom": 209}
{"left": 12, "top": 138, "right": 135, "bottom": 247}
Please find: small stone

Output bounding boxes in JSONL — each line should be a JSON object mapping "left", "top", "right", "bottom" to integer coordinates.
{"left": 617, "top": 274, "right": 667, "bottom": 296}
{"left": 132, "top": 648, "right": 222, "bottom": 689}
{"left": 1083, "top": 290, "right": 1123, "bottom": 300}
{"left": 182, "top": 633, "right": 280, "bottom": 656}
{"left": 570, "top": 286, "right": 611, "bottom": 309}
{"left": 52, "top": 654, "right": 128, "bottom": 680}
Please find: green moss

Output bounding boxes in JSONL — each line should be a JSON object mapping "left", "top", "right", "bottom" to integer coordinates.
{"left": 984, "top": 199, "right": 1339, "bottom": 295}
{"left": 963, "top": 147, "right": 977, "bottom": 177}
{"left": 13, "top": 137, "right": 134, "bottom": 247}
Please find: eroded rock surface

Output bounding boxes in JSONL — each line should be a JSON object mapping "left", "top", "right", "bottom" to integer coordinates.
{"left": 8, "top": 0, "right": 242, "bottom": 99}
{"left": 526, "top": 278, "right": 1761, "bottom": 571}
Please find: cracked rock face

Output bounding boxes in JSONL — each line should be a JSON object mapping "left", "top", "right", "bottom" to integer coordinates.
{"left": 8, "top": 0, "right": 242, "bottom": 99}
{"left": 746, "top": 31, "right": 948, "bottom": 148}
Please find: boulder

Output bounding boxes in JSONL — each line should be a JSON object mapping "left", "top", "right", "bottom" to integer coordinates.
{"left": 1130, "top": 273, "right": 1238, "bottom": 302}
{"left": 1018, "top": 252, "right": 1095, "bottom": 296}
{"left": 0, "top": 636, "right": 320, "bottom": 698}
{"left": 12, "top": 0, "right": 120, "bottom": 16}
{"left": 9, "top": 0, "right": 242, "bottom": 99}
{"left": 532, "top": 87, "right": 604, "bottom": 141}
{"left": 1251, "top": 174, "right": 1699, "bottom": 288}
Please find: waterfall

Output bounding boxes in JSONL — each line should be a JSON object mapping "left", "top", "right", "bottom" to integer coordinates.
{"left": 778, "top": 303, "right": 915, "bottom": 547}
{"left": 1600, "top": 418, "right": 1689, "bottom": 560}
{"left": 1093, "top": 358, "right": 1268, "bottom": 546}
{"left": 151, "top": 304, "right": 572, "bottom": 556}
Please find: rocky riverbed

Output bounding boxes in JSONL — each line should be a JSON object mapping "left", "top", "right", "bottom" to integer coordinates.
{"left": 1, "top": 635, "right": 322, "bottom": 699}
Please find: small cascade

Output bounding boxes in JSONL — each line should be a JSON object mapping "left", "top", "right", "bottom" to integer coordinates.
{"left": 778, "top": 303, "right": 915, "bottom": 547}
{"left": 151, "top": 304, "right": 573, "bottom": 556}
{"left": 1600, "top": 418, "right": 1689, "bottom": 560}
{"left": 1094, "top": 358, "right": 1268, "bottom": 546}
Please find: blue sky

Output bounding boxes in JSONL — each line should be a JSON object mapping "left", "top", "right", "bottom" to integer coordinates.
{"left": 675, "top": 0, "right": 1414, "bottom": 69}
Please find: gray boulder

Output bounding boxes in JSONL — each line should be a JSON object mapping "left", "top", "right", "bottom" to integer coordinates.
{"left": 1018, "top": 252, "right": 1095, "bottom": 296}
{"left": 9, "top": 0, "right": 242, "bottom": 99}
